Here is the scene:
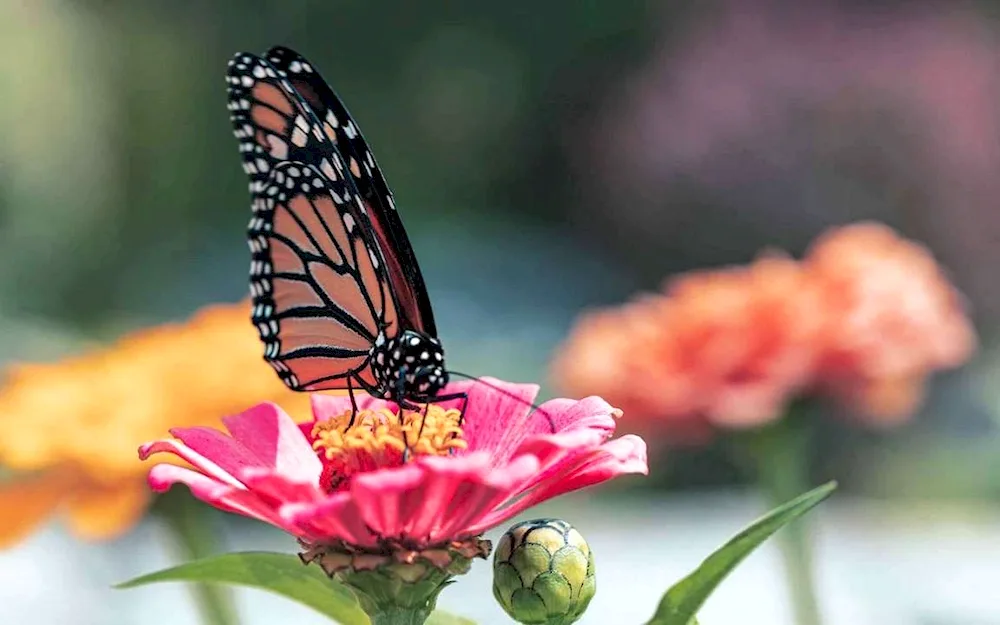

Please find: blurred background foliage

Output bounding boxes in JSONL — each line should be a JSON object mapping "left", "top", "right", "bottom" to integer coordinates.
{"left": 2, "top": 0, "right": 1000, "bottom": 503}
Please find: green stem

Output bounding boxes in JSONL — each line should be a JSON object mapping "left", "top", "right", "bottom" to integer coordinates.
{"left": 744, "top": 406, "right": 823, "bottom": 625}
{"left": 367, "top": 608, "right": 432, "bottom": 625}
{"left": 153, "top": 488, "right": 241, "bottom": 625}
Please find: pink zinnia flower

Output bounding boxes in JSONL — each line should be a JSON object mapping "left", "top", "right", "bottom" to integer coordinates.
{"left": 139, "top": 378, "right": 646, "bottom": 567}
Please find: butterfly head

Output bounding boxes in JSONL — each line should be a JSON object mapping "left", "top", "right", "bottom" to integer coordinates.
{"left": 372, "top": 330, "right": 448, "bottom": 402}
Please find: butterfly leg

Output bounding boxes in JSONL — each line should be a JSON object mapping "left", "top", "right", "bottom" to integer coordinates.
{"left": 346, "top": 376, "right": 360, "bottom": 426}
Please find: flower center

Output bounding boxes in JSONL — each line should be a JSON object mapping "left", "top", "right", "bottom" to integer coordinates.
{"left": 311, "top": 404, "right": 466, "bottom": 491}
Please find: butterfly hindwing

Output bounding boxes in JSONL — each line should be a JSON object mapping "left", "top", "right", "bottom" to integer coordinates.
{"left": 264, "top": 45, "right": 437, "bottom": 337}
{"left": 249, "top": 160, "right": 391, "bottom": 391}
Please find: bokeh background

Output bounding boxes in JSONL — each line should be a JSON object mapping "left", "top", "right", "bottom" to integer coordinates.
{"left": 2, "top": 1, "right": 1000, "bottom": 623}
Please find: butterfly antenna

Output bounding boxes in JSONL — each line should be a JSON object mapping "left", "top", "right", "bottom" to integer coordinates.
{"left": 444, "top": 371, "right": 557, "bottom": 433}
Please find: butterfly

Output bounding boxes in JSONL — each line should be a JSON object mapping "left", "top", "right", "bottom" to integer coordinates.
{"left": 225, "top": 46, "right": 461, "bottom": 412}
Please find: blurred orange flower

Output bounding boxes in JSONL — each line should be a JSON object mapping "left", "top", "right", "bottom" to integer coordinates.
{"left": 552, "top": 254, "right": 826, "bottom": 439}
{"left": 551, "top": 222, "right": 976, "bottom": 437}
{"left": 0, "top": 300, "right": 315, "bottom": 547}
{"left": 806, "top": 222, "right": 976, "bottom": 423}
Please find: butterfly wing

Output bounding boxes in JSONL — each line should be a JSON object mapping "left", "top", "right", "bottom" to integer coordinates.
{"left": 226, "top": 52, "right": 348, "bottom": 210}
{"left": 228, "top": 51, "right": 399, "bottom": 391}
{"left": 263, "top": 45, "right": 437, "bottom": 337}
{"left": 249, "top": 161, "right": 394, "bottom": 391}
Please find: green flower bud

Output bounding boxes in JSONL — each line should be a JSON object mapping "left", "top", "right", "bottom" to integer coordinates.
{"left": 492, "top": 518, "right": 596, "bottom": 625}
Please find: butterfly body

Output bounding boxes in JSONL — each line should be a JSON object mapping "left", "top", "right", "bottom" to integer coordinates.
{"left": 227, "top": 47, "right": 458, "bottom": 409}
{"left": 370, "top": 330, "right": 448, "bottom": 403}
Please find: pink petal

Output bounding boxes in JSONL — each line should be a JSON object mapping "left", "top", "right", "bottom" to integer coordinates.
{"left": 282, "top": 495, "right": 380, "bottom": 548}
{"left": 166, "top": 426, "right": 268, "bottom": 480}
{"left": 470, "top": 435, "right": 648, "bottom": 532}
{"left": 241, "top": 469, "right": 324, "bottom": 506}
{"left": 222, "top": 402, "right": 322, "bottom": 483}
{"left": 139, "top": 439, "right": 244, "bottom": 488}
{"left": 147, "top": 465, "right": 294, "bottom": 532}
{"left": 451, "top": 377, "right": 539, "bottom": 456}
{"left": 533, "top": 396, "right": 619, "bottom": 435}
{"left": 349, "top": 452, "right": 541, "bottom": 543}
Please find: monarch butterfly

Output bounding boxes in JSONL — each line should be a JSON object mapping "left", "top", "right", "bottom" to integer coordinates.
{"left": 225, "top": 46, "right": 460, "bottom": 412}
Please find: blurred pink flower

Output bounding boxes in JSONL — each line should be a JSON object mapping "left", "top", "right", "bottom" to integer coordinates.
{"left": 551, "top": 221, "right": 976, "bottom": 436}
{"left": 552, "top": 254, "right": 825, "bottom": 440}
{"left": 807, "top": 222, "right": 977, "bottom": 423}
{"left": 139, "top": 378, "right": 646, "bottom": 554}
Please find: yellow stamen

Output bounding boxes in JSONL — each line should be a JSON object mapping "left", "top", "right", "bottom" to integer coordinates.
{"left": 311, "top": 405, "right": 467, "bottom": 489}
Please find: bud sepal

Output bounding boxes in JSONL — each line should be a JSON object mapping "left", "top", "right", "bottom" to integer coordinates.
{"left": 300, "top": 536, "right": 491, "bottom": 625}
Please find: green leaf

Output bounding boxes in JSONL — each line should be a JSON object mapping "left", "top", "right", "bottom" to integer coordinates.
{"left": 116, "top": 551, "right": 370, "bottom": 625}
{"left": 426, "top": 610, "right": 477, "bottom": 625}
{"left": 645, "top": 481, "right": 837, "bottom": 625}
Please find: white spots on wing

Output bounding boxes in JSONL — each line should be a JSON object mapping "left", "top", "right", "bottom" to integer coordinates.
{"left": 252, "top": 65, "right": 266, "bottom": 79}
{"left": 343, "top": 213, "right": 356, "bottom": 232}
{"left": 369, "top": 249, "right": 380, "bottom": 269}
{"left": 387, "top": 195, "right": 396, "bottom": 210}
{"left": 252, "top": 303, "right": 274, "bottom": 318}
{"left": 287, "top": 165, "right": 300, "bottom": 177}
{"left": 344, "top": 121, "right": 357, "bottom": 139}
{"left": 419, "top": 351, "right": 429, "bottom": 360}
{"left": 302, "top": 63, "right": 313, "bottom": 72}
{"left": 266, "top": 135, "right": 288, "bottom": 159}
{"left": 409, "top": 337, "right": 420, "bottom": 346}
{"left": 312, "top": 177, "right": 324, "bottom": 189}
{"left": 349, "top": 157, "right": 361, "bottom": 178}
{"left": 433, "top": 352, "right": 443, "bottom": 362}
{"left": 325, "top": 110, "right": 339, "bottom": 128}
{"left": 294, "top": 115, "right": 309, "bottom": 131}
{"left": 289, "top": 60, "right": 302, "bottom": 73}
{"left": 320, "top": 158, "right": 337, "bottom": 181}
{"left": 255, "top": 157, "right": 269, "bottom": 172}
{"left": 240, "top": 75, "right": 253, "bottom": 87}
{"left": 291, "top": 126, "right": 308, "bottom": 147}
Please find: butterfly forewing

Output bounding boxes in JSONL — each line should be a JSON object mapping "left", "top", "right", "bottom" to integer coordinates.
{"left": 264, "top": 45, "right": 437, "bottom": 337}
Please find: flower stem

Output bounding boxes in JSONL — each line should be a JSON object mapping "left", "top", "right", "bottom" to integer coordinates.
{"left": 153, "top": 488, "right": 241, "bottom": 625}
{"left": 367, "top": 607, "right": 432, "bottom": 625}
{"left": 744, "top": 405, "right": 824, "bottom": 625}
